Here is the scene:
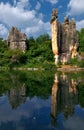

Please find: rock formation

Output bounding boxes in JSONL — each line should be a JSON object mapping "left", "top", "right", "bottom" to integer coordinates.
{"left": 50, "top": 9, "right": 59, "bottom": 64}
{"left": 51, "top": 73, "right": 78, "bottom": 126}
{"left": 50, "top": 9, "right": 79, "bottom": 64}
{"left": 7, "top": 27, "right": 27, "bottom": 52}
{"left": 8, "top": 84, "right": 26, "bottom": 109}
{"left": 51, "top": 74, "right": 58, "bottom": 126}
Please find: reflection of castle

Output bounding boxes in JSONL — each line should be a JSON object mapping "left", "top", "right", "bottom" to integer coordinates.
{"left": 51, "top": 73, "right": 78, "bottom": 126}
{"left": 8, "top": 84, "right": 26, "bottom": 109}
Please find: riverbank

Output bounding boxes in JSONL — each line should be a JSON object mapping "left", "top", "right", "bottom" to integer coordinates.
{"left": 57, "top": 65, "right": 84, "bottom": 72}
{"left": 0, "top": 65, "right": 84, "bottom": 72}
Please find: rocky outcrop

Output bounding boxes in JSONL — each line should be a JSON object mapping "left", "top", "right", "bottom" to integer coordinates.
{"left": 50, "top": 9, "right": 79, "bottom": 64}
{"left": 8, "top": 84, "right": 26, "bottom": 109}
{"left": 51, "top": 73, "right": 78, "bottom": 125}
{"left": 7, "top": 27, "right": 27, "bottom": 52}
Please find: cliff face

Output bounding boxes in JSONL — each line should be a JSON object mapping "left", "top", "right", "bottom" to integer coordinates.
{"left": 51, "top": 9, "right": 79, "bottom": 64}
{"left": 7, "top": 27, "right": 27, "bottom": 52}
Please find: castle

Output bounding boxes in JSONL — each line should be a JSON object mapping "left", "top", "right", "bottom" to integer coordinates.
{"left": 50, "top": 9, "right": 79, "bottom": 64}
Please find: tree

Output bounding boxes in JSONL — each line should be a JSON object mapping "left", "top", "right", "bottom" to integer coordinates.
{"left": 26, "top": 34, "right": 53, "bottom": 65}
{"left": 0, "top": 38, "right": 9, "bottom": 66}
{"left": 78, "top": 28, "right": 84, "bottom": 52}
{"left": 26, "top": 36, "right": 36, "bottom": 49}
{"left": 36, "top": 34, "right": 51, "bottom": 44}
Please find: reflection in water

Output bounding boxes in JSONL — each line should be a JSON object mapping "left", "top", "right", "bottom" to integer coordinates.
{"left": 8, "top": 83, "right": 26, "bottom": 109}
{"left": 51, "top": 72, "right": 78, "bottom": 126}
{"left": 0, "top": 71, "right": 84, "bottom": 130}
{"left": 51, "top": 74, "right": 58, "bottom": 126}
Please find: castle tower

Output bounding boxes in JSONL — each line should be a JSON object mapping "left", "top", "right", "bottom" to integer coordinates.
{"left": 50, "top": 9, "right": 59, "bottom": 65}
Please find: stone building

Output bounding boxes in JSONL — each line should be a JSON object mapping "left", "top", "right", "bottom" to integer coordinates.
{"left": 50, "top": 9, "right": 79, "bottom": 64}
{"left": 7, "top": 27, "right": 27, "bottom": 52}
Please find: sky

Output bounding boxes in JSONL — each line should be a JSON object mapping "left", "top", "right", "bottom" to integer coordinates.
{"left": 0, "top": 0, "right": 84, "bottom": 39}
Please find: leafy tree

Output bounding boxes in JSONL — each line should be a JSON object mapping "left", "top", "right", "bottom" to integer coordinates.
{"left": 36, "top": 34, "right": 51, "bottom": 44}
{"left": 26, "top": 37, "right": 36, "bottom": 49}
{"left": 78, "top": 28, "right": 84, "bottom": 52}
{"left": 0, "top": 38, "right": 27, "bottom": 67}
{"left": 0, "top": 38, "right": 9, "bottom": 66}
{"left": 28, "top": 37, "right": 36, "bottom": 47}
{"left": 26, "top": 34, "right": 54, "bottom": 66}
{"left": 0, "top": 33, "right": 54, "bottom": 68}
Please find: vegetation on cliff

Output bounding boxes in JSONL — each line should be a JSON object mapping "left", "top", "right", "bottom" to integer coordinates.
{"left": 78, "top": 28, "right": 84, "bottom": 52}
{"left": 0, "top": 34, "right": 54, "bottom": 69}
{"left": 0, "top": 28, "right": 84, "bottom": 69}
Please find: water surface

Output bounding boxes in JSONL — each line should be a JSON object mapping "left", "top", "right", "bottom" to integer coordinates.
{"left": 0, "top": 71, "right": 84, "bottom": 130}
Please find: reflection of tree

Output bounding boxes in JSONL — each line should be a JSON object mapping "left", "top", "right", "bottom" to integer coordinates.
{"left": 0, "top": 71, "right": 54, "bottom": 109}
{"left": 51, "top": 72, "right": 79, "bottom": 126}
{"left": 78, "top": 84, "right": 84, "bottom": 107}
{"left": 0, "top": 71, "right": 83, "bottom": 111}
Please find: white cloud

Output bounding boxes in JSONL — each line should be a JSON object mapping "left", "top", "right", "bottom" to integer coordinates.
{"left": 0, "top": 24, "right": 8, "bottom": 39}
{"left": 0, "top": 1, "right": 51, "bottom": 39}
{"left": 68, "top": 0, "right": 84, "bottom": 15}
{"left": 0, "top": 96, "right": 50, "bottom": 123}
{"left": 0, "top": 2, "right": 35, "bottom": 27}
{"left": 17, "top": 0, "right": 31, "bottom": 9}
{"left": 13, "top": 0, "right": 17, "bottom": 6}
{"left": 46, "top": 0, "right": 58, "bottom": 4}
{"left": 76, "top": 20, "right": 84, "bottom": 30}
{"left": 67, "top": 0, "right": 84, "bottom": 31}
{"left": 35, "top": 1, "right": 41, "bottom": 10}
{"left": 24, "top": 21, "right": 51, "bottom": 38}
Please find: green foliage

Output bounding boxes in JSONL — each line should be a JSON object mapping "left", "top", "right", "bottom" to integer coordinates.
{"left": 0, "top": 38, "right": 9, "bottom": 66}
{"left": 0, "top": 33, "right": 54, "bottom": 69}
{"left": 69, "top": 58, "right": 78, "bottom": 65}
{"left": 25, "top": 34, "right": 54, "bottom": 68}
{"left": 27, "top": 36, "right": 35, "bottom": 48}
{"left": 0, "top": 71, "right": 54, "bottom": 98}
{"left": 0, "top": 71, "right": 84, "bottom": 108}
{"left": 8, "top": 49, "right": 27, "bottom": 64}
{"left": 66, "top": 71, "right": 84, "bottom": 81}
{"left": 0, "top": 38, "right": 27, "bottom": 67}
{"left": 36, "top": 34, "right": 51, "bottom": 44}
{"left": 0, "top": 38, "right": 8, "bottom": 52}
{"left": 78, "top": 28, "right": 84, "bottom": 52}
{"left": 77, "top": 84, "right": 84, "bottom": 107}
{"left": 69, "top": 58, "right": 84, "bottom": 67}
{"left": 0, "top": 28, "right": 84, "bottom": 69}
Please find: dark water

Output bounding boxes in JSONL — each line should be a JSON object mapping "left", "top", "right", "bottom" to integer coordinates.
{"left": 0, "top": 71, "right": 84, "bottom": 130}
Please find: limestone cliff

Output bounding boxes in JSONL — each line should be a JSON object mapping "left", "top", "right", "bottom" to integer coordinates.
{"left": 50, "top": 9, "right": 79, "bottom": 64}
{"left": 7, "top": 27, "right": 27, "bottom": 52}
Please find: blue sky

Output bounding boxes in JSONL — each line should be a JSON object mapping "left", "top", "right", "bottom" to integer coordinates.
{"left": 0, "top": 0, "right": 84, "bottom": 39}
